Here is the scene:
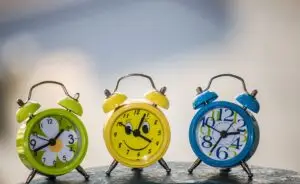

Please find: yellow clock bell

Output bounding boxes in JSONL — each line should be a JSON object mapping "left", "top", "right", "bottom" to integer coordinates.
{"left": 102, "top": 73, "right": 171, "bottom": 176}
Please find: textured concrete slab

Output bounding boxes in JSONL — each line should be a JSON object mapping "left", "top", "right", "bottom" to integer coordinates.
{"left": 30, "top": 162, "right": 300, "bottom": 184}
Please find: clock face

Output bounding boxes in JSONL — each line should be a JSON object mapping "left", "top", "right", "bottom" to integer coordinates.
{"left": 110, "top": 108, "right": 164, "bottom": 162}
{"left": 28, "top": 115, "right": 81, "bottom": 168}
{"left": 196, "top": 107, "right": 248, "bottom": 161}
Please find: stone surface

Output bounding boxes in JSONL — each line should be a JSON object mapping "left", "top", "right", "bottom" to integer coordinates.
{"left": 30, "top": 162, "right": 300, "bottom": 184}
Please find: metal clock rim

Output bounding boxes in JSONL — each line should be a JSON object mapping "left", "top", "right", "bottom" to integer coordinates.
{"left": 21, "top": 108, "right": 88, "bottom": 176}
{"left": 103, "top": 102, "right": 171, "bottom": 168}
{"left": 189, "top": 101, "right": 257, "bottom": 168}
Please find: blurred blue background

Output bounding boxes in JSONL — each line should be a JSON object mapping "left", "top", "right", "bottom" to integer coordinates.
{"left": 0, "top": 1, "right": 299, "bottom": 183}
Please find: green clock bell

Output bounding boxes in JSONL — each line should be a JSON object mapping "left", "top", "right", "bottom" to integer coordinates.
{"left": 16, "top": 81, "right": 89, "bottom": 184}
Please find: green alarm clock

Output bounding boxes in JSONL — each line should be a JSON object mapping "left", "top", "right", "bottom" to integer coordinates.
{"left": 16, "top": 81, "right": 89, "bottom": 184}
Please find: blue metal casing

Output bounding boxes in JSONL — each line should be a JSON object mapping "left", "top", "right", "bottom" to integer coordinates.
{"left": 189, "top": 101, "right": 259, "bottom": 168}
{"left": 193, "top": 91, "right": 218, "bottom": 110}
{"left": 236, "top": 93, "right": 260, "bottom": 113}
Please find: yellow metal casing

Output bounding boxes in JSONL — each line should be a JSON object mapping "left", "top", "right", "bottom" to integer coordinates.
{"left": 144, "top": 91, "right": 169, "bottom": 109}
{"left": 102, "top": 93, "right": 127, "bottom": 113}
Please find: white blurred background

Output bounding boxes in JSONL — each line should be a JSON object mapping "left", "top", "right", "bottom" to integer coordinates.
{"left": 0, "top": 1, "right": 299, "bottom": 183}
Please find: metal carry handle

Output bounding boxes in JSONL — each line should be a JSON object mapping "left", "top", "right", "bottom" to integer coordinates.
{"left": 112, "top": 73, "right": 158, "bottom": 93}
{"left": 203, "top": 74, "right": 250, "bottom": 94}
{"left": 18, "top": 81, "right": 79, "bottom": 105}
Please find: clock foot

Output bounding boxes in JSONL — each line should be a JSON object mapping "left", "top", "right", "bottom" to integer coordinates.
{"left": 106, "top": 160, "right": 118, "bottom": 176}
{"left": 240, "top": 161, "right": 253, "bottom": 179}
{"left": 25, "top": 169, "right": 37, "bottom": 184}
{"left": 76, "top": 165, "right": 90, "bottom": 181}
{"left": 220, "top": 168, "right": 231, "bottom": 173}
{"left": 46, "top": 176, "right": 56, "bottom": 181}
{"left": 158, "top": 158, "right": 171, "bottom": 175}
{"left": 132, "top": 168, "right": 143, "bottom": 172}
{"left": 188, "top": 158, "right": 202, "bottom": 174}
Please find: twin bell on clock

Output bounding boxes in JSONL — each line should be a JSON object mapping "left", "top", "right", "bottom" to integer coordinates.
{"left": 15, "top": 73, "right": 260, "bottom": 184}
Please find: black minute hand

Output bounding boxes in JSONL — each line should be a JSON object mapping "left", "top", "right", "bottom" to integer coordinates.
{"left": 137, "top": 114, "right": 146, "bottom": 130}
{"left": 54, "top": 129, "right": 64, "bottom": 140}
{"left": 209, "top": 122, "right": 235, "bottom": 154}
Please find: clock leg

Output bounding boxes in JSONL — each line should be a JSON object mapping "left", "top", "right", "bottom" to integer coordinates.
{"left": 158, "top": 158, "right": 171, "bottom": 175}
{"left": 25, "top": 169, "right": 37, "bottom": 184}
{"left": 132, "top": 168, "right": 143, "bottom": 172}
{"left": 240, "top": 161, "right": 253, "bottom": 179}
{"left": 220, "top": 168, "right": 231, "bottom": 173}
{"left": 47, "top": 176, "right": 56, "bottom": 181}
{"left": 106, "top": 160, "right": 118, "bottom": 176}
{"left": 76, "top": 165, "right": 90, "bottom": 181}
{"left": 188, "top": 158, "right": 202, "bottom": 174}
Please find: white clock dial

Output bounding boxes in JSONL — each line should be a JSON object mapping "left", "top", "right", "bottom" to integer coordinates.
{"left": 196, "top": 107, "right": 248, "bottom": 161}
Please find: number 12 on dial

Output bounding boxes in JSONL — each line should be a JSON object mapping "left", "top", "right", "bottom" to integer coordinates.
{"left": 188, "top": 74, "right": 260, "bottom": 179}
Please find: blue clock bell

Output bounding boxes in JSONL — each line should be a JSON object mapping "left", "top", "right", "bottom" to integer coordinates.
{"left": 188, "top": 74, "right": 260, "bottom": 179}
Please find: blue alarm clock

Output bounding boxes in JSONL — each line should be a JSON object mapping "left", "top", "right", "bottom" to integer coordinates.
{"left": 188, "top": 74, "right": 260, "bottom": 179}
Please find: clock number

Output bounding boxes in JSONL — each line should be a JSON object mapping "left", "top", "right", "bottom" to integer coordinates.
{"left": 137, "top": 152, "right": 140, "bottom": 157}
{"left": 68, "top": 134, "right": 75, "bottom": 144}
{"left": 216, "top": 146, "right": 229, "bottom": 160}
{"left": 30, "top": 139, "right": 37, "bottom": 149}
{"left": 236, "top": 119, "right": 246, "bottom": 132}
{"left": 231, "top": 137, "right": 242, "bottom": 150}
{"left": 127, "top": 149, "right": 130, "bottom": 155}
{"left": 201, "top": 135, "right": 213, "bottom": 148}
{"left": 157, "top": 130, "right": 161, "bottom": 136}
{"left": 42, "top": 157, "right": 46, "bottom": 163}
{"left": 134, "top": 109, "right": 140, "bottom": 115}
{"left": 63, "top": 155, "right": 67, "bottom": 161}
{"left": 215, "top": 108, "right": 223, "bottom": 121}
{"left": 118, "top": 143, "right": 122, "bottom": 148}
{"left": 47, "top": 118, "right": 53, "bottom": 124}
{"left": 154, "top": 120, "right": 158, "bottom": 125}
{"left": 70, "top": 147, "right": 74, "bottom": 152}
{"left": 148, "top": 149, "right": 152, "bottom": 154}
{"left": 156, "top": 141, "right": 159, "bottom": 146}
{"left": 202, "top": 117, "right": 215, "bottom": 127}
{"left": 114, "top": 132, "right": 117, "bottom": 137}
{"left": 123, "top": 113, "right": 129, "bottom": 118}
{"left": 224, "top": 109, "right": 234, "bottom": 122}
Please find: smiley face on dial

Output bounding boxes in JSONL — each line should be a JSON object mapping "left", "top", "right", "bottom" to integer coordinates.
{"left": 110, "top": 108, "right": 164, "bottom": 162}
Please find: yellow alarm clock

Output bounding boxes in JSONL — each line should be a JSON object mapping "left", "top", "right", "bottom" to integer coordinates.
{"left": 102, "top": 73, "right": 171, "bottom": 175}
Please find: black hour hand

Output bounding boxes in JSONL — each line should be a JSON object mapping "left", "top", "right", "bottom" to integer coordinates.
{"left": 226, "top": 131, "right": 241, "bottom": 136}
{"left": 137, "top": 134, "right": 152, "bottom": 143}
